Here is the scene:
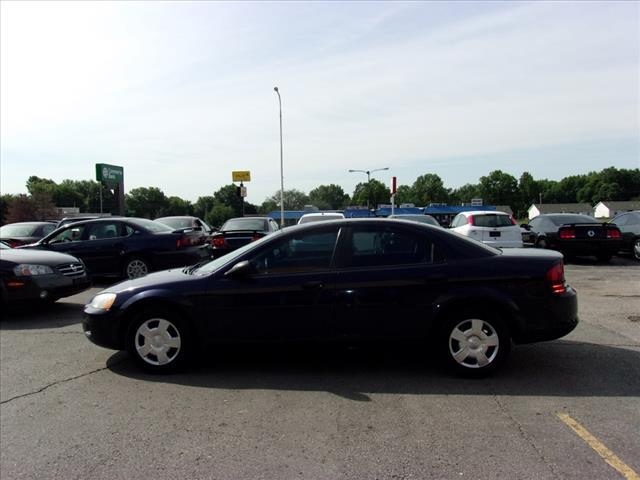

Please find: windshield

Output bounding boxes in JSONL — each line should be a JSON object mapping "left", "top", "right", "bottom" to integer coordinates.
{"left": 221, "top": 218, "right": 267, "bottom": 231}
{"left": 0, "top": 224, "right": 40, "bottom": 236}
{"left": 193, "top": 231, "right": 281, "bottom": 274}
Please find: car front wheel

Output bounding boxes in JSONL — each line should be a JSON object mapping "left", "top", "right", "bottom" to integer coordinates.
{"left": 440, "top": 312, "right": 510, "bottom": 377}
{"left": 127, "top": 309, "right": 189, "bottom": 373}
{"left": 634, "top": 238, "right": 640, "bottom": 261}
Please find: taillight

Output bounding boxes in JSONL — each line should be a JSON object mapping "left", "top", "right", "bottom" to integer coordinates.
{"left": 176, "top": 237, "right": 188, "bottom": 248}
{"left": 7, "top": 240, "right": 21, "bottom": 248}
{"left": 212, "top": 237, "right": 226, "bottom": 248}
{"left": 559, "top": 228, "right": 575, "bottom": 239}
{"left": 546, "top": 262, "right": 567, "bottom": 295}
{"left": 606, "top": 228, "right": 621, "bottom": 239}
{"left": 251, "top": 234, "right": 264, "bottom": 241}
{"left": 509, "top": 215, "right": 517, "bottom": 225}
{"left": 467, "top": 215, "right": 474, "bottom": 226}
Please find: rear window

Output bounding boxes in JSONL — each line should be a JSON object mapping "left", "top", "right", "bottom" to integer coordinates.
{"left": 156, "top": 217, "right": 193, "bottom": 229}
{"left": 129, "top": 219, "right": 173, "bottom": 233}
{"left": 549, "top": 215, "right": 597, "bottom": 226}
{"left": 0, "top": 224, "right": 40, "bottom": 236}
{"left": 473, "top": 214, "right": 514, "bottom": 228}
{"left": 222, "top": 218, "right": 267, "bottom": 231}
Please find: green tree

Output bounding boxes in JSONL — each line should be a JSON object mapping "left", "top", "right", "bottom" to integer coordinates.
{"left": 394, "top": 185, "right": 415, "bottom": 205}
{"left": 450, "top": 183, "right": 480, "bottom": 205}
{"left": 26, "top": 176, "right": 57, "bottom": 196}
{"left": 193, "top": 196, "right": 216, "bottom": 219}
{"left": 351, "top": 179, "right": 390, "bottom": 209}
{"left": 1, "top": 194, "right": 17, "bottom": 225}
{"left": 479, "top": 170, "right": 518, "bottom": 207}
{"left": 206, "top": 203, "right": 235, "bottom": 228}
{"left": 164, "top": 196, "right": 193, "bottom": 216}
{"left": 412, "top": 174, "right": 448, "bottom": 205}
{"left": 266, "top": 189, "right": 310, "bottom": 210}
{"left": 125, "top": 187, "right": 169, "bottom": 218}
{"left": 308, "top": 184, "right": 350, "bottom": 210}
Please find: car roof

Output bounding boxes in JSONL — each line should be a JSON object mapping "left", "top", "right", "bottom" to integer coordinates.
{"left": 299, "top": 212, "right": 345, "bottom": 217}
{"left": 457, "top": 210, "right": 511, "bottom": 216}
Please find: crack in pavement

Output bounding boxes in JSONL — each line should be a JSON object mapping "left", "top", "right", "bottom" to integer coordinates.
{"left": 0, "top": 358, "right": 126, "bottom": 406}
{"left": 492, "top": 395, "right": 561, "bottom": 479}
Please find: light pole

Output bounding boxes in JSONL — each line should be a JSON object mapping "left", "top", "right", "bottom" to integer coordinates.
{"left": 274, "top": 87, "right": 284, "bottom": 227}
{"left": 348, "top": 167, "right": 389, "bottom": 210}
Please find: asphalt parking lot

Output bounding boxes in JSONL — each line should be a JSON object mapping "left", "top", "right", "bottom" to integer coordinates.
{"left": 1, "top": 257, "right": 639, "bottom": 480}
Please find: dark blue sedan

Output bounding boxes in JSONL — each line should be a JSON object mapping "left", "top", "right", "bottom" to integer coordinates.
{"left": 83, "top": 219, "right": 578, "bottom": 377}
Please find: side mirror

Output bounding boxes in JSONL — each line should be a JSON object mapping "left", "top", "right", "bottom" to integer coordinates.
{"left": 224, "top": 260, "right": 253, "bottom": 279}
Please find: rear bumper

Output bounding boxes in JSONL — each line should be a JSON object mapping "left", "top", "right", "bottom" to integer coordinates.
{"left": 549, "top": 239, "right": 622, "bottom": 256}
{"left": 514, "top": 286, "right": 579, "bottom": 344}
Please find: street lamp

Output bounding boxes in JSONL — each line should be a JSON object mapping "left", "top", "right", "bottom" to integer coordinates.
{"left": 348, "top": 167, "right": 389, "bottom": 210}
{"left": 274, "top": 87, "right": 284, "bottom": 227}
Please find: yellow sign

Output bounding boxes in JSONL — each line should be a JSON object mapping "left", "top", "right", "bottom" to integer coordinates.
{"left": 232, "top": 171, "right": 251, "bottom": 182}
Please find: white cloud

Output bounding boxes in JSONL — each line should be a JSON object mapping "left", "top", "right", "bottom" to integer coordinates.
{"left": 1, "top": 1, "right": 638, "bottom": 202}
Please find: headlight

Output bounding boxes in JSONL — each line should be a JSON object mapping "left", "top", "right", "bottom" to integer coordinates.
{"left": 13, "top": 264, "right": 54, "bottom": 276}
{"left": 89, "top": 293, "right": 117, "bottom": 310}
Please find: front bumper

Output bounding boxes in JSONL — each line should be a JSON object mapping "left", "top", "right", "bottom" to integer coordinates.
{"left": 82, "top": 306, "right": 125, "bottom": 350}
{"left": 3, "top": 273, "right": 91, "bottom": 302}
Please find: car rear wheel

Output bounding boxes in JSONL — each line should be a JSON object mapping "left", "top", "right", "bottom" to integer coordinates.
{"left": 536, "top": 238, "right": 548, "bottom": 249}
{"left": 633, "top": 238, "right": 640, "bottom": 261}
{"left": 440, "top": 312, "right": 510, "bottom": 377}
{"left": 123, "top": 257, "right": 149, "bottom": 279}
{"left": 127, "top": 309, "right": 189, "bottom": 373}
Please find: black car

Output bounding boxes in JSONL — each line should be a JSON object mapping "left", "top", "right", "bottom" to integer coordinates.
{"left": 1, "top": 241, "right": 90, "bottom": 304}
{"left": 0, "top": 222, "right": 58, "bottom": 247}
{"left": 611, "top": 210, "right": 640, "bottom": 261}
{"left": 210, "top": 216, "right": 280, "bottom": 258}
{"left": 21, "top": 217, "right": 210, "bottom": 279}
{"left": 83, "top": 219, "right": 578, "bottom": 377}
{"left": 523, "top": 214, "right": 622, "bottom": 261}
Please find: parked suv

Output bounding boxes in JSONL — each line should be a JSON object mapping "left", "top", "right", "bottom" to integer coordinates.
{"left": 450, "top": 211, "right": 523, "bottom": 248}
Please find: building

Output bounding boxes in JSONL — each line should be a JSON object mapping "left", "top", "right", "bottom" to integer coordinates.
{"left": 593, "top": 201, "right": 640, "bottom": 219}
{"left": 527, "top": 203, "right": 592, "bottom": 220}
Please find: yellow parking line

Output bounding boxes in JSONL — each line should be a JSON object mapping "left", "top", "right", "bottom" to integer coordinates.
{"left": 557, "top": 413, "right": 639, "bottom": 480}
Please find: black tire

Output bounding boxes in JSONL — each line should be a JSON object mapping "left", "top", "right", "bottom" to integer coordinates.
{"left": 126, "top": 307, "right": 190, "bottom": 373}
{"left": 439, "top": 310, "right": 511, "bottom": 377}
{"left": 536, "top": 238, "right": 548, "bottom": 249}
{"left": 633, "top": 238, "right": 640, "bottom": 261}
{"left": 123, "top": 256, "right": 150, "bottom": 279}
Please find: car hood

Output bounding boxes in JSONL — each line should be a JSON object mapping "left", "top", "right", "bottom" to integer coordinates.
{"left": 0, "top": 248, "right": 82, "bottom": 266}
{"left": 104, "top": 268, "right": 195, "bottom": 294}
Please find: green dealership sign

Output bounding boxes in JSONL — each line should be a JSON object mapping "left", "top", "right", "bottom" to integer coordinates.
{"left": 95, "top": 163, "right": 124, "bottom": 186}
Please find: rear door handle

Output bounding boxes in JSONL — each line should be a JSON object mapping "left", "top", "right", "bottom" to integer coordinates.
{"left": 302, "top": 281, "right": 324, "bottom": 290}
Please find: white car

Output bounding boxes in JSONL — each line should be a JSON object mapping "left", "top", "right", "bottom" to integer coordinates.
{"left": 297, "top": 212, "right": 345, "bottom": 225}
{"left": 449, "top": 211, "right": 523, "bottom": 248}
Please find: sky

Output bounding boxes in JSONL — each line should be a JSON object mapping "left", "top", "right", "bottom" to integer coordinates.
{"left": 1, "top": 0, "right": 638, "bottom": 205}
